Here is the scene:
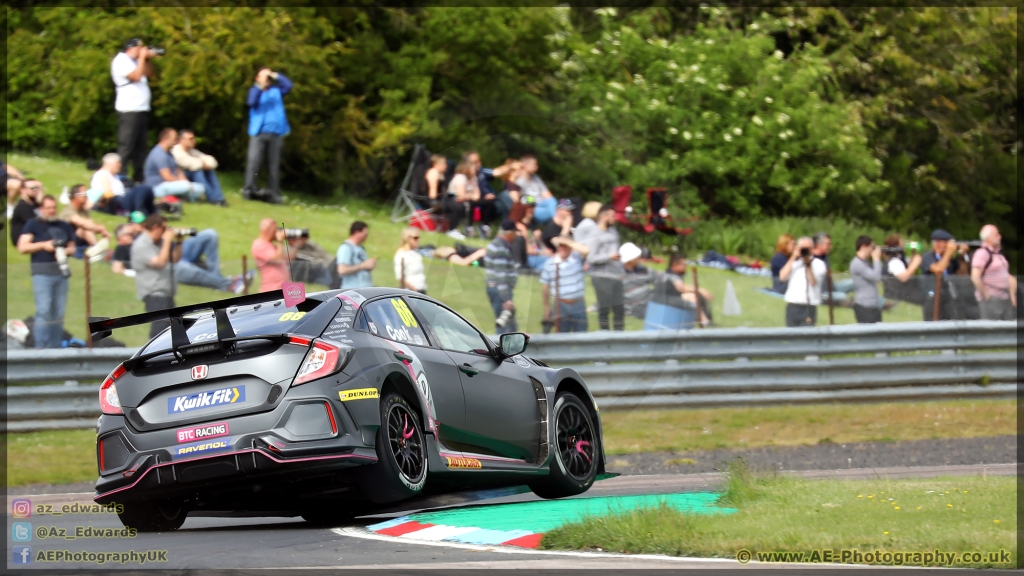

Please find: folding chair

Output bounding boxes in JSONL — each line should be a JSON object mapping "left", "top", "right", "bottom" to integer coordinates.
{"left": 390, "top": 143, "right": 438, "bottom": 223}
{"left": 645, "top": 187, "right": 697, "bottom": 238}
{"left": 611, "top": 185, "right": 650, "bottom": 233}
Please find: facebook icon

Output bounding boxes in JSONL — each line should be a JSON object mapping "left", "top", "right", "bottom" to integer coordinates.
{"left": 13, "top": 545, "right": 32, "bottom": 564}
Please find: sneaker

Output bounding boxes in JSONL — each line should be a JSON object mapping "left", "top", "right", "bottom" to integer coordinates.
{"left": 446, "top": 229, "right": 466, "bottom": 240}
{"left": 88, "top": 251, "right": 108, "bottom": 264}
{"left": 229, "top": 275, "right": 246, "bottom": 295}
{"left": 479, "top": 224, "right": 492, "bottom": 239}
{"left": 211, "top": 200, "right": 229, "bottom": 207}
{"left": 58, "top": 186, "right": 70, "bottom": 205}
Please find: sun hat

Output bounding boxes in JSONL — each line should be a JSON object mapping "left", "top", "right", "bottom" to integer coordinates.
{"left": 619, "top": 242, "right": 642, "bottom": 263}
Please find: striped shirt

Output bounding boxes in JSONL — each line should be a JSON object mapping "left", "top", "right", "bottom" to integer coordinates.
{"left": 622, "top": 265, "right": 657, "bottom": 318}
{"left": 484, "top": 236, "right": 518, "bottom": 300}
{"left": 540, "top": 252, "right": 586, "bottom": 300}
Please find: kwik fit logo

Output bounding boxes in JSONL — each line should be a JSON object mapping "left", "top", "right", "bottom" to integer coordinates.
{"left": 169, "top": 386, "right": 245, "bottom": 413}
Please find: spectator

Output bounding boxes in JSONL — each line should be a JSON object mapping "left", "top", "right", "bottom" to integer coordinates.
{"left": 111, "top": 38, "right": 159, "bottom": 183}
{"left": 336, "top": 221, "right": 376, "bottom": 289}
{"left": 849, "top": 235, "right": 883, "bottom": 323}
{"left": 882, "top": 234, "right": 923, "bottom": 282}
{"left": 921, "top": 229, "right": 968, "bottom": 321}
{"left": 116, "top": 223, "right": 247, "bottom": 294}
{"left": 650, "top": 253, "right": 712, "bottom": 327}
{"left": 9, "top": 179, "right": 43, "bottom": 246}
{"left": 465, "top": 151, "right": 518, "bottom": 223}
{"left": 541, "top": 199, "right": 576, "bottom": 253}
{"left": 540, "top": 236, "right": 591, "bottom": 333}
{"left": 619, "top": 242, "right": 658, "bottom": 320}
{"left": 586, "top": 203, "right": 625, "bottom": 331}
{"left": 971, "top": 225, "right": 1016, "bottom": 320}
{"left": 172, "top": 129, "right": 227, "bottom": 206}
{"left": 17, "top": 195, "right": 76, "bottom": 348}
{"left": 243, "top": 67, "right": 293, "bottom": 204}
{"left": 421, "top": 154, "right": 448, "bottom": 209}
{"left": 433, "top": 244, "right": 486, "bottom": 266}
{"left": 394, "top": 227, "right": 427, "bottom": 294}
{"left": 88, "top": 153, "right": 156, "bottom": 216}
{"left": 5, "top": 161, "right": 25, "bottom": 219}
{"left": 131, "top": 215, "right": 182, "bottom": 337}
{"left": 60, "top": 185, "right": 110, "bottom": 257}
{"left": 769, "top": 234, "right": 795, "bottom": 294}
{"left": 484, "top": 220, "right": 520, "bottom": 334}
{"left": 110, "top": 223, "right": 142, "bottom": 277}
{"left": 144, "top": 128, "right": 208, "bottom": 201}
{"left": 780, "top": 236, "right": 827, "bottom": 327}
{"left": 289, "top": 235, "right": 338, "bottom": 288}
{"left": 508, "top": 198, "right": 549, "bottom": 271}
{"left": 443, "top": 158, "right": 482, "bottom": 240}
{"left": 515, "top": 154, "right": 558, "bottom": 225}
{"left": 573, "top": 201, "right": 602, "bottom": 244}
{"left": 252, "top": 218, "right": 298, "bottom": 292}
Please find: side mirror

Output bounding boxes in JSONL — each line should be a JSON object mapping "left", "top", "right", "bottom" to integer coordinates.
{"left": 498, "top": 332, "right": 529, "bottom": 358}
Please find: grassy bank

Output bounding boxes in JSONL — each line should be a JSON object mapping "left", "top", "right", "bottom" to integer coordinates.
{"left": 541, "top": 464, "right": 1017, "bottom": 568}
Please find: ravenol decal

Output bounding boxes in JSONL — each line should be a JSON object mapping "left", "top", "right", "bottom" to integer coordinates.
{"left": 168, "top": 386, "right": 245, "bottom": 414}
{"left": 337, "top": 388, "right": 380, "bottom": 402}
{"left": 445, "top": 456, "right": 483, "bottom": 469}
{"left": 174, "top": 438, "right": 233, "bottom": 459}
{"left": 176, "top": 422, "right": 229, "bottom": 443}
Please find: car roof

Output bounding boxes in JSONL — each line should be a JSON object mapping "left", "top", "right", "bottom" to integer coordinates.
{"left": 312, "top": 287, "right": 439, "bottom": 302}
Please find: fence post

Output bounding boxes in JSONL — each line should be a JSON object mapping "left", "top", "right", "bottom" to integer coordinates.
{"left": 84, "top": 256, "right": 92, "bottom": 348}
{"left": 242, "top": 255, "right": 249, "bottom": 295}
{"left": 554, "top": 257, "right": 561, "bottom": 333}
{"left": 692, "top": 264, "right": 702, "bottom": 329}
{"left": 826, "top": 264, "right": 835, "bottom": 325}
{"left": 933, "top": 274, "right": 942, "bottom": 321}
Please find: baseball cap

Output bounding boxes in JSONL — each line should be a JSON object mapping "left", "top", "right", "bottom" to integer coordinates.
{"left": 930, "top": 229, "right": 954, "bottom": 241}
{"left": 500, "top": 219, "right": 517, "bottom": 231}
{"left": 619, "top": 242, "right": 642, "bottom": 263}
{"left": 556, "top": 198, "right": 575, "bottom": 211}
{"left": 124, "top": 38, "right": 143, "bottom": 50}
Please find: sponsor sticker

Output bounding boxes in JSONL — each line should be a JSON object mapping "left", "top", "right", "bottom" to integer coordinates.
{"left": 168, "top": 386, "right": 245, "bottom": 414}
{"left": 445, "top": 456, "right": 483, "bottom": 469}
{"left": 176, "top": 422, "right": 229, "bottom": 443}
{"left": 337, "top": 388, "right": 380, "bottom": 402}
{"left": 174, "top": 438, "right": 233, "bottom": 459}
{"left": 368, "top": 322, "right": 378, "bottom": 334}
{"left": 413, "top": 334, "right": 424, "bottom": 346}
{"left": 513, "top": 355, "right": 530, "bottom": 368}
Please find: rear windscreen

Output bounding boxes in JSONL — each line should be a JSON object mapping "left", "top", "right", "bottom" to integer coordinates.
{"left": 142, "top": 304, "right": 313, "bottom": 355}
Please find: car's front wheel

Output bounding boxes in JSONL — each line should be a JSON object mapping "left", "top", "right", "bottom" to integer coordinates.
{"left": 356, "top": 392, "right": 428, "bottom": 504}
{"left": 530, "top": 392, "right": 599, "bottom": 499}
{"left": 117, "top": 501, "right": 187, "bottom": 532}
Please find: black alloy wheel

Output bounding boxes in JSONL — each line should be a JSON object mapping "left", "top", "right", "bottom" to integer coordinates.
{"left": 556, "top": 401, "right": 596, "bottom": 481}
{"left": 386, "top": 401, "right": 425, "bottom": 485}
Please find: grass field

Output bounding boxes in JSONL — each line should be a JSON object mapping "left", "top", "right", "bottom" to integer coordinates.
{"left": 541, "top": 464, "right": 1017, "bottom": 568}
{"left": 6, "top": 151, "right": 925, "bottom": 347}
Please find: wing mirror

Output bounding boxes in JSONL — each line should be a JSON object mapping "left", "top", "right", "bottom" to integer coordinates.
{"left": 498, "top": 332, "right": 529, "bottom": 358}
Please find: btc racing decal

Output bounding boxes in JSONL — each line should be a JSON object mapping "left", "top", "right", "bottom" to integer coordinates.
{"left": 337, "top": 388, "right": 380, "bottom": 402}
{"left": 176, "top": 422, "right": 229, "bottom": 443}
{"left": 168, "top": 386, "right": 245, "bottom": 414}
{"left": 174, "top": 438, "right": 233, "bottom": 459}
{"left": 445, "top": 456, "right": 482, "bottom": 469}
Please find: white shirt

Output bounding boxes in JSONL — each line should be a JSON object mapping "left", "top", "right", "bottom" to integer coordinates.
{"left": 887, "top": 258, "right": 907, "bottom": 275}
{"left": 111, "top": 52, "right": 151, "bottom": 112}
{"left": 784, "top": 258, "right": 827, "bottom": 305}
{"left": 515, "top": 174, "right": 549, "bottom": 201}
{"left": 88, "top": 169, "right": 125, "bottom": 204}
{"left": 394, "top": 249, "right": 426, "bottom": 292}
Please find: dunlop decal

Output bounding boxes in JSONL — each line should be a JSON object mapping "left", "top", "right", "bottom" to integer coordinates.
{"left": 337, "top": 388, "right": 380, "bottom": 402}
{"left": 445, "top": 456, "right": 483, "bottom": 469}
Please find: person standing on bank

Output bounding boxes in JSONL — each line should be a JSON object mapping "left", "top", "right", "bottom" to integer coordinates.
{"left": 130, "top": 215, "right": 182, "bottom": 337}
{"left": 585, "top": 204, "right": 625, "bottom": 331}
{"left": 394, "top": 227, "right": 427, "bottom": 294}
{"left": 17, "top": 195, "right": 76, "bottom": 348}
{"left": 849, "top": 235, "right": 883, "bottom": 323}
{"left": 243, "top": 67, "right": 293, "bottom": 205}
{"left": 971, "top": 224, "right": 1017, "bottom": 320}
{"left": 111, "top": 39, "right": 160, "bottom": 184}
{"left": 540, "top": 236, "right": 590, "bottom": 333}
{"left": 780, "top": 236, "right": 827, "bottom": 327}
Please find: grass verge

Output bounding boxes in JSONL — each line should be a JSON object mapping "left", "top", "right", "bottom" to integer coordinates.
{"left": 3, "top": 430, "right": 98, "bottom": 488}
{"left": 541, "top": 462, "right": 1017, "bottom": 568}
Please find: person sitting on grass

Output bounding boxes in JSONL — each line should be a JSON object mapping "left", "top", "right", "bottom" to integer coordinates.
{"left": 653, "top": 252, "right": 712, "bottom": 326}
{"left": 88, "top": 153, "right": 156, "bottom": 217}
{"left": 59, "top": 185, "right": 111, "bottom": 260}
{"left": 114, "top": 221, "right": 248, "bottom": 293}
{"left": 144, "top": 128, "right": 208, "bottom": 201}
{"left": 619, "top": 242, "right": 659, "bottom": 320}
{"left": 432, "top": 244, "right": 486, "bottom": 266}
{"left": 172, "top": 129, "right": 227, "bottom": 206}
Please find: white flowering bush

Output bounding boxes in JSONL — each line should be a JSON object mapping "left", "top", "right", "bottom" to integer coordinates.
{"left": 559, "top": 13, "right": 884, "bottom": 222}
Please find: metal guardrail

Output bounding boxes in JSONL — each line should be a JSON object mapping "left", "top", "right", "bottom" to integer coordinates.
{"left": 2, "top": 321, "right": 1019, "bottom": 431}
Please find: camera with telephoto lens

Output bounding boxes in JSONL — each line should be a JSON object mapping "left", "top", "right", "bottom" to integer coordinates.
{"left": 148, "top": 47, "right": 166, "bottom": 56}
{"left": 799, "top": 247, "right": 811, "bottom": 258}
{"left": 51, "top": 239, "right": 72, "bottom": 279}
{"left": 282, "top": 228, "right": 310, "bottom": 239}
{"left": 881, "top": 246, "right": 904, "bottom": 255}
{"left": 173, "top": 228, "right": 198, "bottom": 238}
{"left": 495, "top": 309, "right": 514, "bottom": 328}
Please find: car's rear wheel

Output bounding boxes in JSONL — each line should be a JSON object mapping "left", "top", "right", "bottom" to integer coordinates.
{"left": 356, "top": 392, "right": 428, "bottom": 504}
{"left": 117, "top": 501, "right": 187, "bottom": 532}
{"left": 530, "top": 393, "right": 599, "bottom": 499}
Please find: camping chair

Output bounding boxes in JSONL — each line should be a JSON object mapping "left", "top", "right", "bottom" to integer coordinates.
{"left": 611, "top": 185, "right": 650, "bottom": 233}
{"left": 390, "top": 143, "right": 444, "bottom": 224}
{"left": 645, "top": 187, "right": 697, "bottom": 238}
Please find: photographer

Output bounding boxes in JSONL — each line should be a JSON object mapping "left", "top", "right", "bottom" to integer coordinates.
{"left": 17, "top": 195, "right": 76, "bottom": 348}
{"left": 252, "top": 218, "right": 298, "bottom": 292}
{"left": 243, "top": 67, "right": 293, "bottom": 204}
{"left": 882, "top": 234, "right": 923, "bottom": 282}
{"left": 780, "top": 236, "right": 827, "bottom": 327}
{"left": 287, "top": 231, "right": 337, "bottom": 289}
{"left": 849, "top": 235, "right": 883, "bottom": 323}
{"left": 111, "top": 38, "right": 160, "bottom": 183}
{"left": 113, "top": 224, "right": 247, "bottom": 293}
{"left": 131, "top": 215, "right": 182, "bottom": 337}
{"left": 920, "top": 229, "right": 969, "bottom": 321}
{"left": 971, "top": 225, "right": 1016, "bottom": 320}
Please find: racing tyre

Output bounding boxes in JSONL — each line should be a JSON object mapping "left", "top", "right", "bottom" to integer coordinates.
{"left": 529, "top": 393, "right": 599, "bottom": 499}
{"left": 117, "top": 501, "right": 187, "bottom": 532}
{"left": 356, "top": 392, "right": 428, "bottom": 504}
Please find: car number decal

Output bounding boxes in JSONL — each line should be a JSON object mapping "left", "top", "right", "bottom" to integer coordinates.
{"left": 390, "top": 299, "right": 419, "bottom": 328}
{"left": 278, "top": 311, "right": 306, "bottom": 321}
{"left": 168, "top": 386, "right": 245, "bottom": 414}
{"left": 337, "top": 388, "right": 379, "bottom": 402}
{"left": 445, "top": 456, "right": 482, "bottom": 469}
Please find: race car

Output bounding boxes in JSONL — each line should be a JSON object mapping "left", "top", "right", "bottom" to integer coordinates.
{"left": 88, "top": 287, "right": 605, "bottom": 531}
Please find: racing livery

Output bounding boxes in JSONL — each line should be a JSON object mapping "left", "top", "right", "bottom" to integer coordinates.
{"left": 88, "top": 288, "right": 605, "bottom": 531}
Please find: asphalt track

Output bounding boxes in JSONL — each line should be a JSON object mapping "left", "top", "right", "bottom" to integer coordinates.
{"left": 5, "top": 462, "right": 1015, "bottom": 571}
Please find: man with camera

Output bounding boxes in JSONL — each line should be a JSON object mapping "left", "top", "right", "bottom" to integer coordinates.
{"left": 252, "top": 218, "right": 299, "bottom": 292}
{"left": 971, "top": 224, "right": 1016, "bottom": 320}
{"left": 920, "top": 229, "right": 969, "bottom": 321}
{"left": 286, "top": 230, "right": 338, "bottom": 288}
{"left": 131, "top": 215, "right": 183, "bottom": 337}
{"left": 113, "top": 223, "right": 246, "bottom": 293}
{"left": 849, "top": 235, "right": 883, "bottom": 323}
{"left": 779, "top": 236, "right": 827, "bottom": 327}
{"left": 112, "top": 39, "right": 161, "bottom": 184}
{"left": 243, "top": 67, "right": 293, "bottom": 205}
{"left": 17, "top": 195, "right": 77, "bottom": 348}
{"left": 336, "top": 221, "right": 376, "bottom": 289}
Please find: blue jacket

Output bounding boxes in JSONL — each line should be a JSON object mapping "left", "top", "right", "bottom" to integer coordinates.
{"left": 247, "top": 74, "right": 293, "bottom": 137}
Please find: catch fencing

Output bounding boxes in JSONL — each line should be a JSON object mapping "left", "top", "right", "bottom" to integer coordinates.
{"left": 3, "top": 321, "right": 1018, "bottom": 432}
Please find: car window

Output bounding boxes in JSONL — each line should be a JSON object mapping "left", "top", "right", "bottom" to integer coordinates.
{"left": 409, "top": 298, "right": 490, "bottom": 355}
{"left": 362, "top": 297, "right": 429, "bottom": 347}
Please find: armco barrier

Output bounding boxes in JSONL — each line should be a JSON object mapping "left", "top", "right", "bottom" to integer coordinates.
{"left": 2, "top": 321, "right": 1018, "bottom": 432}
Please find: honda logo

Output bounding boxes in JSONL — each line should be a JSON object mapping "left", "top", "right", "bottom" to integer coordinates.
{"left": 191, "top": 365, "right": 209, "bottom": 380}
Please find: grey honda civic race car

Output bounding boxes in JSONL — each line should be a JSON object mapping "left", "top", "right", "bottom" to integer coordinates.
{"left": 89, "top": 287, "right": 605, "bottom": 531}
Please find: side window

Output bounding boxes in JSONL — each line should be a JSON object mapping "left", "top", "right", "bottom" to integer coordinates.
{"left": 362, "top": 298, "right": 429, "bottom": 347}
{"left": 409, "top": 298, "right": 490, "bottom": 355}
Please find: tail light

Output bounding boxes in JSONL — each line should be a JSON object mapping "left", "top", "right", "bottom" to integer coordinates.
{"left": 292, "top": 340, "right": 349, "bottom": 386}
{"left": 99, "top": 364, "right": 126, "bottom": 415}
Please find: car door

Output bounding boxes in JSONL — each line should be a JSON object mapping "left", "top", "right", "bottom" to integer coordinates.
{"left": 407, "top": 297, "right": 539, "bottom": 462}
{"left": 359, "top": 297, "right": 466, "bottom": 450}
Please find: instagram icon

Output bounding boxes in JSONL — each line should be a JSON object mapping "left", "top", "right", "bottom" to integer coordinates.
{"left": 11, "top": 498, "right": 32, "bottom": 518}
